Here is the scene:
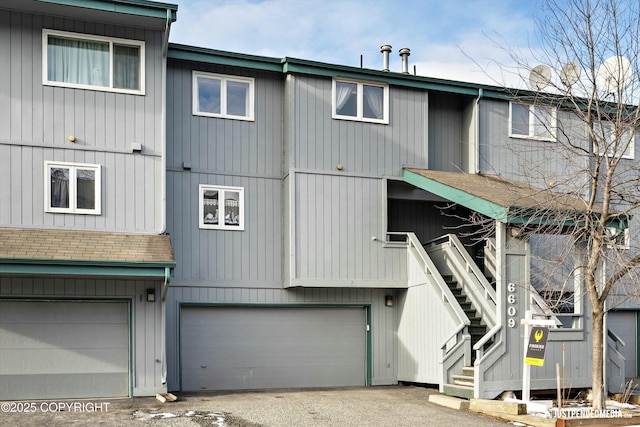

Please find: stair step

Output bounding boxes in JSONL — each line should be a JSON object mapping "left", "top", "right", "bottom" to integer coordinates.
{"left": 443, "top": 383, "right": 474, "bottom": 400}
{"left": 452, "top": 374, "right": 474, "bottom": 387}
{"left": 462, "top": 366, "right": 474, "bottom": 376}
{"left": 469, "top": 325, "right": 487, "bottom": 334}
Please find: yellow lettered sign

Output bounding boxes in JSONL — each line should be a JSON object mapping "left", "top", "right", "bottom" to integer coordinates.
{"left": 525, "top": 326, "right": 549, "bottom": 366}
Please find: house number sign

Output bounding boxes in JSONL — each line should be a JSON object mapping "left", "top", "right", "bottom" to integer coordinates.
{"left": 507, "top": 282, "right": 517, "bottom": 328}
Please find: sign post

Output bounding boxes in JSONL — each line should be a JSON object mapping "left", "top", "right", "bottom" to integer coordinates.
{"left": 521, "top": 310, "right": 556, "bottom": 403}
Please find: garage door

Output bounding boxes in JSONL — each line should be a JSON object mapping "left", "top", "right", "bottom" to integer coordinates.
{"left": 0, "top": 300, "right": 130, "bottom": 400}
{"left": 181, "top": 306, "right": 367, "bottom": 391}
{"left": 608, "top": 311, "right": 637, "bottom": 379}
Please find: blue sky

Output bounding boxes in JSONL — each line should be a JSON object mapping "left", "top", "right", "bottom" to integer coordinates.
{"left": 169, "top": 0, "right": 541, "bottom": 87}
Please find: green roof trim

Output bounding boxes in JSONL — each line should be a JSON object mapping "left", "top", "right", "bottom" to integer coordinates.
{"left": 168, "top": 43, "right": 283, "bottom": 72}
{"left": 0, "top": 258, "right": 175, "bottom": 279}
{"left": 403, "top": 168, "right": 631, "bottom": 229}
{"left": 37, "top": 0, "right": 178, "bottom": 21}
{"left": 403, "top": 169, "right": 510, "bottom": 222}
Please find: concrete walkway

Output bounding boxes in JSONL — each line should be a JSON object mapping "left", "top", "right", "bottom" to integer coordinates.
{"left": 0, "top": 385, "right": 510, "bottom": 426}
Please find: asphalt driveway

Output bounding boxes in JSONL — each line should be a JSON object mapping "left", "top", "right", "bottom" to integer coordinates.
{"left": 0, "top": 385, "right": 510, "bottom": 426}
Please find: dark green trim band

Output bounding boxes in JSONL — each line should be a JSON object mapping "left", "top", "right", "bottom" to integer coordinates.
{"left": 38, "top": 0, "right": 177, "bottom": 21}
{"left": 168, "top": 43, "right": 282, "bottom": 72}
{"left": 0, "top": 261, "right": 174, "bottom": 279}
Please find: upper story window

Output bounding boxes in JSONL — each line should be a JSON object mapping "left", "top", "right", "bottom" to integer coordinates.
{"left": 199, "top": 184, "right": 245, "bottom": 230}
{"left": 594, "top": 122, "right": 635, "bottom": 159}
{"left": 43, "top": 30, "right": 144, "bottom": 94}
{"left": 193, "top": 71, "right": 254, "bottom": 121}
{"left": 332, "top": 78, "right": 389, "bottom": 124}
{"left": 509, "top": 102, "right": 556, "bottom": 141}
{"left": 45, "top": 161, "right": 101, "bottom": 215}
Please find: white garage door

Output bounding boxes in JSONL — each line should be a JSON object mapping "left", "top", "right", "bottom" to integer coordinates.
{"left": 0, "top": 300, "right": 130, "bottom": 400}
{"left": 608, "top": 310, "right": 637, "bottom": 379}
{"left": 181, "top": 306, "right": 367, "bottom": 391}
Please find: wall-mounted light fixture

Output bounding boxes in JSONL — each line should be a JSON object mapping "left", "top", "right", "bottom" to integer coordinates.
{"left": 146, "top": 288, "right": 156, "bottom": 302}
{"left": 385, "top": 295, "right": 393, "bottom": 307}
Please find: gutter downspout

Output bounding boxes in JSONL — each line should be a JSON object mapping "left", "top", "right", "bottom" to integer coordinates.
{"left": 475, "top": 88, "right": 483, "bottom": 174}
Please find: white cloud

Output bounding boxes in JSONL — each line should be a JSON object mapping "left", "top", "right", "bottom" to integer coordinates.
{"left": 170, "top": 0, "right": 541, "bottom": 88}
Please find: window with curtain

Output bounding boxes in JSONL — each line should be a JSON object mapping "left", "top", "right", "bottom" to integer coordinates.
{"left": 193, "top": 71, "right": 254, "bottom": 121}
{"left": 45, "top": 162, "right": 101, "bottom": 215}
{"left": 333, "top": 78, "right": 388, "bottom": 124}
{"left": 44, "top": 29, "right": 144, "bottom": 94}
{"left": 199, "top": 184, "right": 245, "bottom": 230}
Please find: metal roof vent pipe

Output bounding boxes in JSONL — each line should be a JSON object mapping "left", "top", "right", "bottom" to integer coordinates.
{"left": 380, "top": 44, "right": 392, "bottom": 72}
{"left": 399, "top": 47, "right": 411, "bottom": 74}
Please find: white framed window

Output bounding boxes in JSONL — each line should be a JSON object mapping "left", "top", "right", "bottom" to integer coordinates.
{"left": 607, "top": 226, "right": 630, "bottom": 249}
{"left": 594, "top": 122, "right": 635, "bottom": 159}
{"left": 509, "top": 102, "right": 556, "bottom": 141}
{"left": 199, "top": 184, "right": 245, "bottom": 230}
{"left": 45, "top": 161, "right": 101, "bottom": 215}
{"left": 332, "top": 78, "right": 389, "bottom": 124}
{"left": 43, "top": 29, "right": 145, "bottom": 94}
{"left": 193, "top": 71, "right": 254, "bottom": 121}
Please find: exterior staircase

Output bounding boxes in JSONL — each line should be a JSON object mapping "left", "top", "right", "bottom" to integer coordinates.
{"left": 442, "top": 275, "right": 487, "bottom": 399}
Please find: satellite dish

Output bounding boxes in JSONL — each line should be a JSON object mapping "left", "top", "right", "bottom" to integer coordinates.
{"left": 529, "top": 64, "right": 551, "bottom": 90}
{"left": 596, "top": 56, "right": 631, "bottom": 94}
{"left": 560, "top": 62, "right": 581, "bottom": 87}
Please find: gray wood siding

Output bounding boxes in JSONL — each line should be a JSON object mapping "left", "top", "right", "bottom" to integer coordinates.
{"left": 166, "top": 60, "right": 284, "bottom": 286}
{"left": 293, "top": 172, "right": 406, "bottom": 287}
{"left": 428, "top": 92, "right": 469, "bottom": 172}
{"left": 0, "top": 276, "right": 166, "bottom": 396}
{"left": 0, "top": 9, "right": 165, "bottom": 232}
{"left": 291, "top": 76, "right": 428, "bottom": 176}
{"left": 167, "top": 171, "right": 282, "bottom": 286}
{"left": 478, "top": 99, "right": 590, "bottom": 191}
{"left": 165, "top": 286, "right": 398, "bottom": 391}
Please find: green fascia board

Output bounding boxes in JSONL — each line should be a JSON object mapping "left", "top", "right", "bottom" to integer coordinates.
{"left": 0, "top": 258, "right": 175, "bottom": 278}
{"left": 37, "top": 0, "right": 178, "bottom": 21}
{"left": 282, "top": 58, "right": 510, "bottom": 100}
{"left": 403, "top": 169, "right": 510, "bottom": 222}
{"left": 168, "top": 43, "right": 283, "bottom": 72}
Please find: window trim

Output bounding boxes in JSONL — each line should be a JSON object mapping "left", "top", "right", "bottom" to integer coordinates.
{"left": 607, "top": 226, "right": 630, "bottom": 249}
{"left": 42, "top": 29, "right": 145, "bottom": 95}
{"left": 509, "top": 101, "right": 556, "bottom": 141}
{"left": 332, "top": 78, "right": 389, "bottom": 124}
{"left": 192, "top": 71, "right": 255, "bottom": 121}
{"left": 44, "top": 161, "right": 102, "bottom": 215}
{"left": 198, "top": 184, "right": 245, "bottom": 231}
{"left": 594, "top": 122, "right": 635, "bottom": 160}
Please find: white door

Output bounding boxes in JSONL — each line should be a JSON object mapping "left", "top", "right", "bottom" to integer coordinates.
{"left": 181, "top": 306, "right": 367, "bottom": 390}
{"left": 0, "top": 300, "right": 130, "bottom": 399}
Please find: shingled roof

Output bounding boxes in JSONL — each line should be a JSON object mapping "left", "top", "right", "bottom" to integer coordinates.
{"left": 0, "top": 228, "right": 175, "bottom": 278}
{"left": 402, "top": 168, "right": 620, "bottom": 227}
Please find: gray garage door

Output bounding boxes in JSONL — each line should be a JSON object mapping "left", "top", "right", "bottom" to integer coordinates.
{"left": 181, "top": 306, "right": 367, "bottom": 391}
{"left": 608, "top": 310, "right": 637, "bottom": 379}
{"left": 0, "top": 300, "right": 130, "bottom": 400}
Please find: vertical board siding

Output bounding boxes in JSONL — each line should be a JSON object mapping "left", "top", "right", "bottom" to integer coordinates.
{"left": 166, "top": 60, "right": 284, "bottom": 286}
{"left": 294, "top": 173, "right": 406, "bottom": 286}
{"left": 0, "top": 276, "right": 166, "bottom": 396}
{"left": 164, "top": 286, "right": 399, "bottom": 391}
{"left": 0, "top": 9, "right": 164, "bottom": 232}
{"left": 479, "top": 99, "right": 590, "bottom": 191}
{"left": 292, "top": 76, "right": 428, "bottom": 176}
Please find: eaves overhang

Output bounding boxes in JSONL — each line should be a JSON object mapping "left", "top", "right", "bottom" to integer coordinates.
{"left": 168, "top": 43, "right": 283, "bottom": 73}
{"left": 0, "top": 228, "right": 175, "bottom": 280}
{"left": 0, "top": 258, "right": 174, "bottom": 279}
{"left": 403, "top": 168, "right": 628, "bottom": 229}
{"left": 37, "top": 0, "right": 178, "bottom": 21}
